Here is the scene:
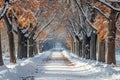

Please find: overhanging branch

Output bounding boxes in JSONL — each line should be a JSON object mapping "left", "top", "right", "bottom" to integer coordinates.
{"left": 92, "top": 6, "right": 110, "bottom": 20}
{"left": 74, "top": 0, "right": 97, "bottom": 31}
{"left": 99, "top": 0, "right": 120, "bottom": 12}
{"left": 34, "top": 13, "right": 56, "bottom": 41}
{"left": 0, "top": 1, "right": 9, "bottom": 20}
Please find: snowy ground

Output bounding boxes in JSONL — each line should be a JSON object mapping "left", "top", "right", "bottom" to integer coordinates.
{"left": 0, "top": 49, "right": 120, "bottom": 80}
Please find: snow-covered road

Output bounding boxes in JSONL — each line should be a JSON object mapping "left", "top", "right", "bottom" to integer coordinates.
{"left": 27, "top": 50, "right": 120, "bottom": 80}
{"left": 0, "top": 50, "right": 120, "bottom": 80}
{"left": 33, "top": 51, "right": 81, "bottom": 80}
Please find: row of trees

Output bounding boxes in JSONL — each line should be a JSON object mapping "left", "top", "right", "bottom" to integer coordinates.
{"left": 61, "top": 0, "right": 120, "bottom": 64}
{"left": 0, "top": 0, "right": 58, "bottom": 65}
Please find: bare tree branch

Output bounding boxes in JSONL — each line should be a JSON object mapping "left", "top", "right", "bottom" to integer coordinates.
{"left": 0, "top": 1, "right": 9, "bottom": 20}
{"left": 28, "top": 22, "right": 41, "bottom": 39}
{"left": 34, "top": 13, "right": 56, "bottom": 41}
{"left": 74, "top": 0, "right": 97, "bottom": 31}
{"left": 92, "top": 5, "right": 110, "bottom": 20}
{"left": 99, "top": 0, "right": 120, "bottom": 12}
{"left": 64, "top": 25, "right": 74, "bottom": 40}
{"left": 69, "top": 19, "right": 77, "bottom": 35}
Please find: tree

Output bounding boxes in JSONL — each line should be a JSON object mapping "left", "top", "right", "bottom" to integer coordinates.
{"left": 72, "top": 0, "right": 120, "bottom": 64}
{"left": 94, "top": 0, "right": 120, "bottom": 64}
{"left": 0, "top": 0, "right": 10, "bottom": 65}
{"left": 0, "top": 21, "right": 3, "bottom": 65}
{"left": 4, "top": 13, "right": 16, "bottom": 63}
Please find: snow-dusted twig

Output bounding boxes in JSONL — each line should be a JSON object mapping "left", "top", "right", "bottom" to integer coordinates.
{"left": 110, "top": 0, "right": 120, "bottom": 2}
{"left": 99, "top": 0, "right": 120, "bottom": 12}
{"left": 0, "top": 1, "right": 9, "bottom": 20}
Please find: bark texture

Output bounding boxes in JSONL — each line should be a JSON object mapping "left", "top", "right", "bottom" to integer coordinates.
{"left": 98, "top": 40, "right": 105, "bottom": 62}
{"left": 90, "top": 31, "right": 97, "bottom": 60}
{"left": 0, "top": 31, "right": 3, "bottom": 65}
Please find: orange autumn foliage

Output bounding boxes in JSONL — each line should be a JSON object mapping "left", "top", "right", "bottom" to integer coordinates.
{"left": 94, "top": 3, "right": 110, "bottom": 41}
{"left": 94, "top": 17, "right": 108, "bottom": 41}
{"left": 6, "top": 0, "right": 38, "bottom": 31}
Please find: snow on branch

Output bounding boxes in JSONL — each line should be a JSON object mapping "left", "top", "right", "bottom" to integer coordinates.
{"left": 72, "top": 18, "right": 85, "bottom": 35}
{"left": 0, "top": 1, "right": 9, "bottom": 20}
{"left": 27, "top": 22, "right": 41, "bottom": 38}
{"left": 110, "top": 0, "right": 120, "bottom": 2}
{"left": 69, "top": 19, "right": 78, "bottom": 35}
{"left": 34, "top": 13, "right": 56, "bottom": 41}
{"left": 99, "top": 0, "right": 120, "bottom": 12}
{"left": 92, "top": 5, "right": 110, "bottom": 20}
{"left": 21, "top": 27, "right": 29, "bottom": 34}
{"left": 74, "top": 0, "right": 97, "bottom": 31}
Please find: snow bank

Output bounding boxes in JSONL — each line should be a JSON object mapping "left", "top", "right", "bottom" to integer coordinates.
{"left": 0, "top": 51, "right": 51, "bottom": 80}
{"left": 62, "top": 50, "right": 120, "bottom": 80}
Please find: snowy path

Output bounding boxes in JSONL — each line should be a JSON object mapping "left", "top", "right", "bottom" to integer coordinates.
{"left": 33, "top": 51, "right": 81, "bottom": 80}
{"left": 27, "top": 50, "right": 120, "bottom": 80}
{"left": 0, "top": 50, "right": 120, "bottom": 80}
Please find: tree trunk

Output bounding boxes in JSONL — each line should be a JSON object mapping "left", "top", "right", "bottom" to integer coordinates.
{"left": 106, "top": 10, "right": 117, "bottom": 64}
{"left": 17, "top": 29, "right": 22, "bottom": 59}
{"left": 75, "top": 35, "right": 80, "bottom": 56}
{"left": 7, "top": 29, "right": 16, "bottom": 63}
{"left": 73, "top": 41, "right": 76, "bottom": 54}
{"left": 33, "top": 42, "right": 38, "bottom": 55}
{"left": 79, "top": 40, "right": 82, "bottom": 57}
{"left": 29, "top": 37, "right": 34, "bottom": 57}
{"left": 82, "top": 34, "right": 86, "bottom": 58}
{"left": 74, "top": 40, "right": 76, "bottom": 55}
{"left": 72, "top": 40, "right": 74, "bottom": 53}
{"left": 72, "top": 40, "right": 75, "bottom": 53}
{"left": 90, "top": 31, "right": 97, "bottom": 60}
{"left": 76, "top": 40, "right": 79, "bottom": 56}
{"left": 4, "top": 14, "right": 16, "bottom": 63}
{"left": 89, "top": 7, "right": 97, "bottom": 60}
{"left": 86, "top": 36, "right": 90, "bottom": 59}
{"left": 0, "top": 31, "right": 3, "bottom": 65}
{"left": 17, "top": 28, "right": 27, "bottom": 59}
{"left": 98, "top": 40, "right": 105, "bottom": 62}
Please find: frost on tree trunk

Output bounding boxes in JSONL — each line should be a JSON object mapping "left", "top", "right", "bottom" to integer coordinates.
{"left": 0, "top": 31, "right": 3, "bottom": 65}
{"left": 90, "top": 31, "right": 97, "bottom": 60}
{"left": 98, "top": 40, "right": 105, "bottom": 62}
{"left": 106, "top": 10, "right": 117, "bottom": 64}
